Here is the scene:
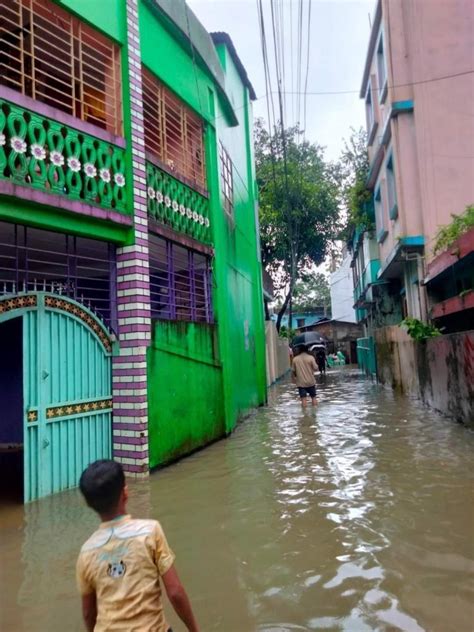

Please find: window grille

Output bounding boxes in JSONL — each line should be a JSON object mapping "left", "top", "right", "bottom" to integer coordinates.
{"left": 219, "top": 142, "right": 234, "bottom": 217}
{"left": 149, "top": 234, "right": 213, "bottom": 324}
{"left": 142, "top": 67, "right": 206, "bottom": 191}
{"left": 0, "top": 221, "right": 117, "bottom": 329}
{"left": 0, "top": 0, "right": 122, "bottom": 135}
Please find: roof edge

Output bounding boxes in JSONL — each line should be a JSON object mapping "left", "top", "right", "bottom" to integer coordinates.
{"left": 210, "top": 32, "right": 257, "bottom": 100}
{"left": 360, "top": 0, "right": 382, "bottom": 98}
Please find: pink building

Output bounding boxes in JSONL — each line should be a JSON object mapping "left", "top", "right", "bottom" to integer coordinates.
{"left": 361, "top": 0, "right": 474, "bottom": 321}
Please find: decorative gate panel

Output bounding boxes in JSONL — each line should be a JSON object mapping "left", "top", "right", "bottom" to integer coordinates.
{"left": 6, "top": 293, "right": 113, "bottom": 502}
{"left": 23, "top": 309, "right": 40, "bottom": 502}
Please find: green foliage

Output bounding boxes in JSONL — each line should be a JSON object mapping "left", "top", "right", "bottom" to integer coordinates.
{"left": 254, "top": 119, "right": 340, "bottom": 328}
{"left": 337, "top": 127, "right": 374, "bottom": 239}
{"left": 278, "top": 326, "right": 296, "bottom": 340}
{"left": 400, "top": 317, "right": 441, "bottom": 341}
{"left": 292, "top": 272, "right": 331, "bottom": 313}
{"left": 433, "top": 205, "right": 474, "bottom": 255}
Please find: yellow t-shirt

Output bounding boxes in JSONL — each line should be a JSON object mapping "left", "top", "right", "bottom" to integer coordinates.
{"left": 76, "top": 515, "right": 175, "bottom": 632}
{"left": 292, "top": 352, "right": 317, "bottom": 387}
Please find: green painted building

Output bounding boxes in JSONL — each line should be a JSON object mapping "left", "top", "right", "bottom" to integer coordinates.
{"left": 0, "top": 0, "right": 266, "bottom": 500}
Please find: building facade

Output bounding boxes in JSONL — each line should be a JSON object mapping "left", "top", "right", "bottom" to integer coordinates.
{"left": 351, "top": 0, "right": 474, "bottom": 376}
{"left": 0, "top": 0, "right": 266, "bottom": 501}
{"left": 359, "top": 0, "right": 474, "bottom": 321}
{"left": 330, "top": 251, "right": 357, "bottom": 324}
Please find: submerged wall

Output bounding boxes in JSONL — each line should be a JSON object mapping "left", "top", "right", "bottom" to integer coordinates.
{"left": 375, "top": 326, "right": 474, "bottom": 425}
{"left": 265, "top": 321, "right": 290, "bottom": 387}
{"left": 147, "top": 320, "right": 226, "bottom": 468}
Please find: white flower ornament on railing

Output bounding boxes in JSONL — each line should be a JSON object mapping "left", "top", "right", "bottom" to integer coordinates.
{"left": 31, "top": 144, "right": 46, "bottom": 160}
{"left": 84, "top": 163, "right": 97, "bottom": 178}
{"left": 67, "top": 156, "right": 81, "bottom": 172}
{"left": 100, "top": 168, "right": 111, "bottom": 183}
{"left": 11, "top": 136, "right": 27, "bottom": 154}
{"left": 114, "top": 173, "right": 125, "bottom": 187}
{"left": 50, "top": 151, "right": 64, "bottom": 167}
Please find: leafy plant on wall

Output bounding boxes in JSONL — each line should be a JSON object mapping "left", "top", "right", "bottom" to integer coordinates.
{"left": 337, "top": 127, "right": 374, "bottom": 239}
{"left": 400, "top": 318, "right": 441, "bottom": 342}
{"left": 433, "top": 204, "right": 474, "bottom": 255}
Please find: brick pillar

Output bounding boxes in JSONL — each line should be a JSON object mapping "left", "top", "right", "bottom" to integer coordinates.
{"left": 112, "top": 0, "right": 151, "bottom": 476}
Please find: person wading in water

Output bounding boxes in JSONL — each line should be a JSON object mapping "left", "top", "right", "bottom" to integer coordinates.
{"left": 291, "top": 345, "right": 318, "bottom": 407}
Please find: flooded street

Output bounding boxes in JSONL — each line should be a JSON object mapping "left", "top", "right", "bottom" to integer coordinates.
{"left": 1, "top": 368, "right": 473, "bottom": 632}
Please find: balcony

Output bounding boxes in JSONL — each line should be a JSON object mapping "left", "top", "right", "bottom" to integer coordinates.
{"left": 0, "top": 97, "right": 129, "bottom": 220}
{"left": 354, "top": 259, "right": 381, "bottom": 307}
{"left": 146, "top": 160, "right": 211, "bottom": 245}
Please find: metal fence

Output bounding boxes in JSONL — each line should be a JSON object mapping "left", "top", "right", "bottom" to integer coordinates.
{"left": 356, "top": 336, "right": 377, "bottom": 377}
{"left": 149, "top": 234, "right": 213, "bottom": 323}
{"left": 0, "top": 221, "right": 117, "bottom": 330}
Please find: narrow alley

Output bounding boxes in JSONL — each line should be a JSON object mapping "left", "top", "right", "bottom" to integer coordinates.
{"left": 1, "top": 368, "right": 473, "bottom": 632}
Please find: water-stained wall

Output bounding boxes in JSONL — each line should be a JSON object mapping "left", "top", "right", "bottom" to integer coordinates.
{"left": 375, "top": 326, "right": 474, "bottom": 425}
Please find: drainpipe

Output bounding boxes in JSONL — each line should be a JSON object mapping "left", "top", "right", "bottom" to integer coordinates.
{"left": 416, "top": 253, "right": 428, "bottom": 320}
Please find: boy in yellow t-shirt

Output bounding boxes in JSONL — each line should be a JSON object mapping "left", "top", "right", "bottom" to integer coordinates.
{"left": 76, "top": 459, "right": 199, "bottom": 632}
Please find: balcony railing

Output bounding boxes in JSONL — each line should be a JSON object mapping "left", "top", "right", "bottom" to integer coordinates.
{"left": 146, "top": 160, "right": 211, "bottom": 244}
{"left": 0, "top": 98, "right": 128, "bottom": 214}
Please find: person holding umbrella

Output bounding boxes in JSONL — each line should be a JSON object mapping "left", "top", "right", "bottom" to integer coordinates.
{"left": 291, "top": 345, "right": 318, "bottom": 408}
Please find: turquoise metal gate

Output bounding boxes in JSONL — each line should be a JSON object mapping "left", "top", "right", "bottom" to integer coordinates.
{"left": 0, "top": 293, "right": 113, "bottom": 501}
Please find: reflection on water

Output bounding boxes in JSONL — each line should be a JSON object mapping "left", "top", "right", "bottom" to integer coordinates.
{"left": 1, "top": 368, "right": 473, "bottom": 631}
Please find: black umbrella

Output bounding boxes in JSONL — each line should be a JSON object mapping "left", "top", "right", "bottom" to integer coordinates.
{"left": 291, "top": 331, "right": 326, "bottom": 348}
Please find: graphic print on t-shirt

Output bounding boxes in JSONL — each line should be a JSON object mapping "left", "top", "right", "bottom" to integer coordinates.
{"left": 107, "top": 560, "right": 127, "bottom": 578}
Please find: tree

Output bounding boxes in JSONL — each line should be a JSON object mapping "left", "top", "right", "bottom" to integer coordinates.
{"left": 337, "top": 127, "right": 372, "bottom": 239}
{"left": 255, "top": 119, "right": 340, "bottom": 331}
{"left": 292, "top": 272, "right": 331, "bottom": 315}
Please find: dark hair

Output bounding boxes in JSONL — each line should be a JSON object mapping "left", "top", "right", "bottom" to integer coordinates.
{"left": 79, "top": 460, "right": 125, "bottom": 514}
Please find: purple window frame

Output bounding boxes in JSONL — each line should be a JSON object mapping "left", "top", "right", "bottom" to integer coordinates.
{"left": 0, "top": 221, "right": 117, "bottom": 331}
{"left": 149, "top": 234, "right": 213, "bottom": 324}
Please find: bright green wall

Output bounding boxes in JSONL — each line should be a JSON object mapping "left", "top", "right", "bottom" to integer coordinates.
{"left": 209, "top": 46, "right": 267, "bottom": 432}
{"left": 0, "top": 198, "right": 131, "bottom": 244}
{"left": 139, "top": 3, "right": 266, "bottom": 437}
{"left": 139, "top": 2, "right": 214, "bottom": 123}
{"left": 56, "top": 0, "right": 126, "bottom": 43}
{"left": 1, "top": 0, "right": 131, "bottom": 245}
{"left": 147, "top": 320, "right": 226, "bottom": 468}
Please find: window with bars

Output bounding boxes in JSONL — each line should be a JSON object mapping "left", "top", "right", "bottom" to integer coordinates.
{"left": 142, "top": 67, "right": 206, "bottom": 191}
{"left": 149, "top": 234, "right": 213, "bottom": 324}
{"left": 0, "top": 221, "right": 117, "bottom": 329}
{"left": 0, "top": 0, "right": 122, "bottom": 135}
{"left": 219, "top": 142, "right": 234, "bottom": 217}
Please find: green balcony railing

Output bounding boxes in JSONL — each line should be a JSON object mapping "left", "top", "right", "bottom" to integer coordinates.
{"left": 0, "top": 99, "right": 127, "bottom": 214}
{"left": 146, "top": 161, "right": 211, "bottom": 244}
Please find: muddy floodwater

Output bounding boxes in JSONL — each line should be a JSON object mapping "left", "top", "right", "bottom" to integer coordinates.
{"left": 1, "top": 368, "right": 473, "bottom": 631}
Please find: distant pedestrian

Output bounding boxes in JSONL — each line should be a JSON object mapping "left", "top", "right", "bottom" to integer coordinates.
{"left": 291, "top": 346, "right": 318, "bottom": 407}
{"left": 76, "top": 459, "right": 199, "bottom": 632}
{"left": 315, "top": 347, "right": 327, "bottom": 374}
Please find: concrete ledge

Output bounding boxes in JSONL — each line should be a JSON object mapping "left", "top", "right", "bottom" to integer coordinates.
{"left": 0, "top": 180, "right": 133, "bottom": 227}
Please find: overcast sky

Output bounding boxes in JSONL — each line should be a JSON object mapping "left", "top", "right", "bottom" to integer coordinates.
{"left": 188, "top": 0, "right": 375, "bottom": 162}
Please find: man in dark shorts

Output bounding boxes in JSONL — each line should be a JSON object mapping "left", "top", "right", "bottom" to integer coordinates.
{"left": 315, "top": 347, "right": 326, "bottom": 374}
{"left": 291, "top": 346, "right": 318, "bottom": 407}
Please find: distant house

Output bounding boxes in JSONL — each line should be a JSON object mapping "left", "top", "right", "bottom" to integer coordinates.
{"left": 271, "top": 308, "right": 327, "bottom": 330}
{"left": 297, "top": 319, "right": 363, "bottom": 364}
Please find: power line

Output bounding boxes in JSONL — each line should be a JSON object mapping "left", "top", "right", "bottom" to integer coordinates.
{"left": 286, "top": 69, "right": 474, "bottom": 96}
{"left": 303, "top": 0, "right": 312, "bottom": 136}
{"left": 212, "top": 67, "right": 474, "bottom": 124}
